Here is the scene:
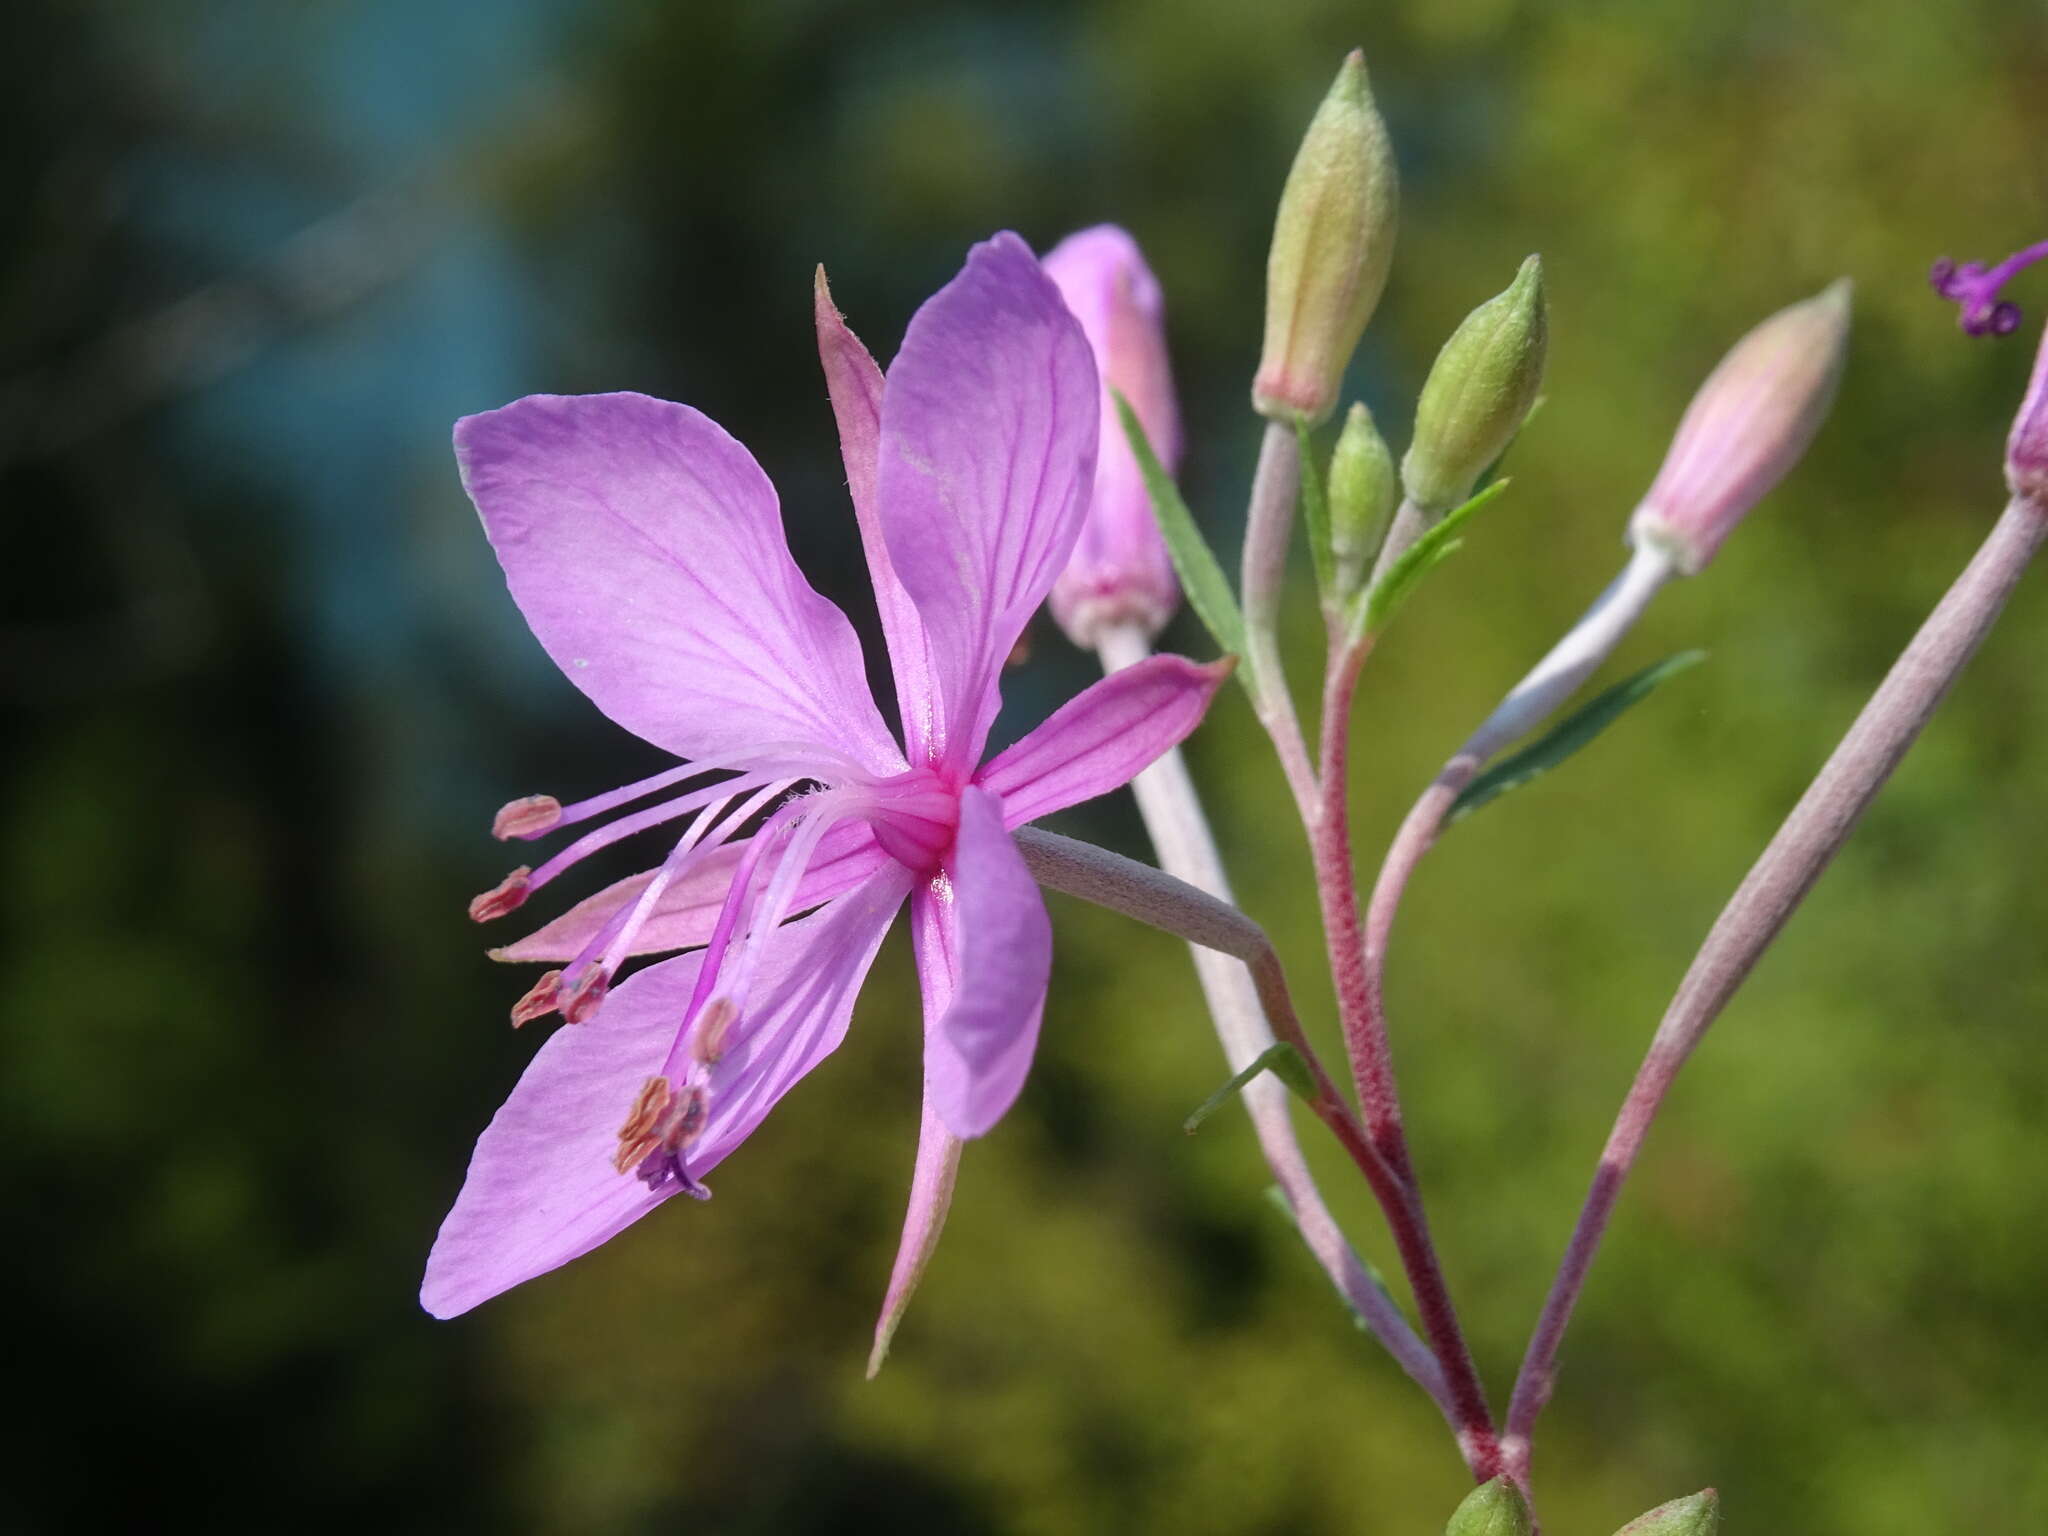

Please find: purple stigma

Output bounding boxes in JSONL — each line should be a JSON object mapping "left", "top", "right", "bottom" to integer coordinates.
{"left": 1930, "top": 240, "right": 2048, "bottom": 337}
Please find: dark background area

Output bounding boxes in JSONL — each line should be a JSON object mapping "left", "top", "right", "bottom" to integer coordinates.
{"left": 4, "top": 1, "right": 2046, "bottom": 1531}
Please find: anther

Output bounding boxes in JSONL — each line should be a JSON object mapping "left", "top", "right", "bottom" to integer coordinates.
{"left": 493, "top": 794, "right": 563, "bottom": 840}
{"left": 468, "top": 867, "right": 532, "bottom": 922}
{"left": 612, "top": 1075, "right": 675, "bottom": 1174}
{"left": 690, "top": 998, "right": 738, "bottom": 1065}
{"left": 510, "top": 969, "right": 563, "bottom": 1028}
{"left": 561, "top": 966, "right": 610, "bottom": 1024}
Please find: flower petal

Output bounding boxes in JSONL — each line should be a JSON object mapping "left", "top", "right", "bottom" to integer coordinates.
{"left": 456, "top": 392, "right": 901, "bottom": 777}
{"left": 924, "top": 786, "right": 1051, "bottom": 1138}
{"left": 490, "top": 820, "right": 891, "bottom": 964}
{"left": 815, "top": 269, "right": 942, "bottom": 760}
{"left": 422, "top": 866, "right": 911, "bottom": 1318}
{"left": 974, "top": 654, "right": 1231, "bottom": 827}
{"left": 875, "top": 234, "right": 1099, "bottom": 769}
{"left": 868, "top": 883, "right": 966, "bottom": 1373}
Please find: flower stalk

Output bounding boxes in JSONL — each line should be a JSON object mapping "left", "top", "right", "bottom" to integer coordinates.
{"left": 1502, "top": 490, "right": 2048, "bottom": 1475}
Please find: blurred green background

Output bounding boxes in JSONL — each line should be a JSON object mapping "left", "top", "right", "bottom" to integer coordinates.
{"left": 5, "top": 0, "right": 2045, "bottom": 1531}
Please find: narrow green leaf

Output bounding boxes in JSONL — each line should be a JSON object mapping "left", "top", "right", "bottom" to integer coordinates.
{"left": 1183, "top": 1043, "right": 1315, "bottom": 1134}
{"left": 1115, "top": 391, "right": 1245, "bottom": 661}
{"left": 1448, "top": 650, "right": 1709, "bottom": 825}
{"left": 1355, "top": 477, "right": 1512, "bottom": 636}
{"left": 1294, "top": 417, "right": 1336, "bottom": 601}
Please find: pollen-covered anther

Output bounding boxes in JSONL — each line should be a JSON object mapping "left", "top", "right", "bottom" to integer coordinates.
{"left": 509, "top": 969, "right": 563, "bottom": 1028}
{"left": 561, "top": 966, "right": 610, "bottom": 1024}
{"left": 492, "top": 794, "right": 563, "bottom": 840}
{"left": 611, "top": 1075, "right": 710, "bottom": 1176}
{"left": 467, "top": 867, "right": 532, "bottom": 922}
{"left": 612, "top": 1075, "right": 676, "bottom": 1174}
{"left": 690, "top": 997, "right": 739, "bottom": 1065}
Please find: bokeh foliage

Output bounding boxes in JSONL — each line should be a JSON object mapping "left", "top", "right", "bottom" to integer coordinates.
{"left": 4, "top": 0, "right": 2045, "bottom": 1531}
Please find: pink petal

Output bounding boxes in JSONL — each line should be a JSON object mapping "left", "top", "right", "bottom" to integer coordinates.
{"left": 974, "top": 653, "right": 1231, "bottom": 827}
{"left": 868, "top": 883, "right": 966, "bottom": 1373}
{"left": 422, "top": 866, "right": 912, "bottom": 1318}
{"left": 815, "top": 270, "right": 943, "bottom": 761}
{"left": 491, "top": 820, "right": 890, "bottom": 964}
{"left": 923, "top": 786, "right": 1051, "bottom": 1138}
{"left": 456, "top": 392, "right": 902, "bottom": 778}
{"left": 874, "top": 234, "right": 1099, "bottom": 770}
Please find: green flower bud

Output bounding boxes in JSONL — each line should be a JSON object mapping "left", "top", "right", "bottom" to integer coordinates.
{"left": 1253, "top": 50, "right": 1400, "bottom": 427}
{"left": 1445, "top": 1476, "right": 1534, "bottom": 1536}
{"left": 1328, "top": 401, "right": 1397, "bottom": 597}
{"left": 1401, "top": 254, "right": 1548, "bottom": 515}
{"left": 1612, "top": 1488, "right": 1720, "bottom": 1536}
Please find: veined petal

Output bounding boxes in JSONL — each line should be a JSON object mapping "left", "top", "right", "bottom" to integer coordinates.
{"left": 491, "top": 820, "right": 890, "bottom": 964}
{"left": 421, "top": 866, "right": 911, "bottom": 1319}
{"left": 875, "top": 234, "right": 1099, "bottom": 769}
{"left": 924, "top": 787, "right": 1051, "bottom": 1138}
{"left": 815, "top": 269, "right": 942, "bottom": 760}
{"left": 868, "top": 883, "right": 966, "bottom": 1374}
{"left": 456, "top": 392, "right": 902, "bottom": 778}
{"left": 974, "top": 654, "right": 1230, "bottom": 827}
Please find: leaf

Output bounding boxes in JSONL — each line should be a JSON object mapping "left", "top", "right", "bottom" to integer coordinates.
{"left": 1448, "top": 650, "right": 1709, "bottom": 825}
{"left": 1183, "top": 1043, "right": 1316, "bottom": 1134}
{"left": 1354, "top": 478, "right": 1512, "bottom": 637}
{"left": 1294, "top": 417, "right": 1335, "bottom": 601}
{"left": 1115, "top": 390, "right": 1245, "bottom": 662}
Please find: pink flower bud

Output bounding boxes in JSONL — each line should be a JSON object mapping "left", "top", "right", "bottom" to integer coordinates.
{"left": 1629, "top": 280, "right": 1851, "bottom": 575}
{"left": 2007, "top": 315, "right": 2048, "bottom": 502}
{"left": 1042, "top": 225, "right": 1183, "bottom": 646}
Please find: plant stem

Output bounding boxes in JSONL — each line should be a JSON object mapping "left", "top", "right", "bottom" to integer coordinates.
{"left": 1240, "top": 420, "right": 1321, "bottom": 818}
{"left": 1501, "top": 493, "right": 2048, "bottom": 1477}
{"left": 1013, "top": 826, "right": 1502, "bottom": 1477}
{"left": 1095, "top": 621, "right": 1453, "bottom": 1416}
{"left": 1313, "top": 632, "right": 1502, "bottom": 1476}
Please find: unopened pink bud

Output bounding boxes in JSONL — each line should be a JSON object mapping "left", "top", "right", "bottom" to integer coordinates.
{"left": 1629, "top": 280, "right": 1851, "bottom": 574}
{"left": 2007, "top": 316, "right": 2048, "bottom": 502}
{"left": 1043, "top": 225, "right": 1183, "bottom": 647}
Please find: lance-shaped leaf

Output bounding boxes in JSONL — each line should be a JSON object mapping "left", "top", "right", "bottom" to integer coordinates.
{"left": 1448, "top": 650, "right": 1708, "bottom": 825}
{"left": 1294, "top": 417, "right": 1337, "bottom": 602}
{"left": 1183, "top": 1042, "right": 1316, "bottom": 1133}
{"left": 1355, "top": 477, "right": 1512, "bottom": 637}
{"left": 1116, "top": 390, "right": 1247, "bottom": 666}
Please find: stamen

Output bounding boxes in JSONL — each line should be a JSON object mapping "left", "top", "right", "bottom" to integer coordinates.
{"left": 612, "top": 1075, "right": 712, "bottom": 1181}
{"left": 561, "top": 966, "right": 609, "bottom": 1024}
{"left": 1931, "top": 241, "right": 2048, "bottom": 337}
{"left": 510, "top": 969, "right": 563, "bottom": 1027}
{"left": 612, "top": 1075, "right": 675, "bottom": 1174}
{"left": 525, "top": 774, "right": 787, "bottom": 897}
{"left": 492, "top": 795, "right": 563, "bottom": 840}
{"left": 468, "top": 867, "right": 531, "bottom": 922}
{"left": 690, "top": 997, "right": 738, "bottom": 1065}
{"left": 544, "top": 763, "right": 704, "bottom": 832}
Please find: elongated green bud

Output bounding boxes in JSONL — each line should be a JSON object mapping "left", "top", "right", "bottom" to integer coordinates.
{"left": 1253, "top": 50, "right": 1399, "bottom": 426}
{"left": 1328, "top": 401, "right": 1396, "bottom": 597}
{"left": 1401, "top": 254, "right": 1548, "bottom": 515}
{"left": 1445, "top": 1476, "right": 1534, "bottom": 1536}
{"left": 1612, "top": 1489, "right": 1720, "bottom": 1536}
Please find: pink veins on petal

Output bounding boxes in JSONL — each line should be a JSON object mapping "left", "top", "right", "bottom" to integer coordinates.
{"left": 424, "top": 233, "right": 1231, "bottom": 1328}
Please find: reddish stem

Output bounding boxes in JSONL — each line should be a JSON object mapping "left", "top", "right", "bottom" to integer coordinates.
{"left": 1315, "top": 634, "right": 1502, "bottom": 1478}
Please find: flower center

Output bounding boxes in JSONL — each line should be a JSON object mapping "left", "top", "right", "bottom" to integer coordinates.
{"left": 862, "top": 766, "right": 962, "bottom": 875}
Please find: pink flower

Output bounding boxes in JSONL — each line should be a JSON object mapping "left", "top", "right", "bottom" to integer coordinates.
{"left": 1041, "top": 225, "right": 1182, "bottom": 645}
{"left": 422, "top": 235, "right": 1227, "bottom": 1340}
